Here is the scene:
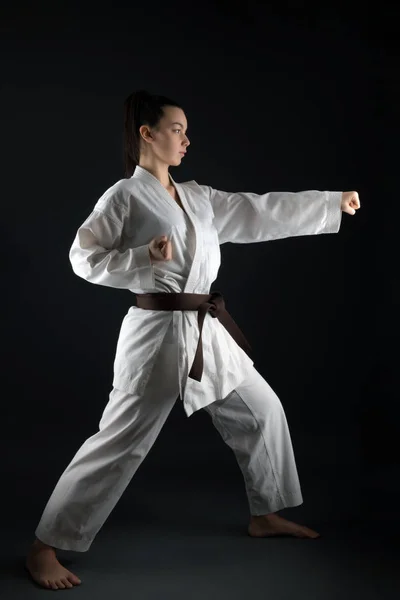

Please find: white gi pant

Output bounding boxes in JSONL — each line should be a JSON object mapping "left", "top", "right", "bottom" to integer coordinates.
{"left": 35, "top": 339, "right": 303, "bottom": 552}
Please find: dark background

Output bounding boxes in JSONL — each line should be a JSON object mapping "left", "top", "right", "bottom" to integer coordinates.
{"left": 1, "top": 1, "right": 399, "bottom": 597}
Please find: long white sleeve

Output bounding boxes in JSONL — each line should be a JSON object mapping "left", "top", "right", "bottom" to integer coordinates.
{"left": 69, "top": 208, "right": 155, "bottom": 290}
{"left": 199, "top": 185, "right": 343, "bottom": 244}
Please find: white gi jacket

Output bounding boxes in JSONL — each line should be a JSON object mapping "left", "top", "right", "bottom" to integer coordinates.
{"left": 69, "top": 165, "right": 342, "bottom": 417}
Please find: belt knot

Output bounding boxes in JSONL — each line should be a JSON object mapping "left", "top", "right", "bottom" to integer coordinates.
{"left": 201, "top": 291, "right": 225, "bottom": 319}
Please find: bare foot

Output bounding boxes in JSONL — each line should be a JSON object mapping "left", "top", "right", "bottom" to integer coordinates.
{"left": 248, "top": 513, "right": 321, "bottom": 539}
{"left": 26, "top": 538, "right": 82, "bottom": 590}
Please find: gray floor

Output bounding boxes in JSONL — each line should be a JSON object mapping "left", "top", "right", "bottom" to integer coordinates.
{"left": 3, "top": 466, "right": 399, "bottom": 599}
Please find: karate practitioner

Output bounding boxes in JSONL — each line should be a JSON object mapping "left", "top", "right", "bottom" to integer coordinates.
{"left": 26, "top": 90, "right": 361, "bottom": 590}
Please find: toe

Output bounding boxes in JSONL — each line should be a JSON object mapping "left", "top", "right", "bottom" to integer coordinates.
{"left": 305, "top": 529, "right": 320, "bottom": 538}
{"left": 61, "top": 577, "right": 73, "bottom": 588}
{"left": 49, "top": 581, "right": 58, "bottom": 590}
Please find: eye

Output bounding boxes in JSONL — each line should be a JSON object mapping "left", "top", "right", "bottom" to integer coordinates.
{"left": 173, "top": 129, "right": 181, "bottom": 133}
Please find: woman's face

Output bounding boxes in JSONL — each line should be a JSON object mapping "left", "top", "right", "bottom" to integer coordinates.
{"left": 139, "top": 105, "right": 190, "bottom": 166}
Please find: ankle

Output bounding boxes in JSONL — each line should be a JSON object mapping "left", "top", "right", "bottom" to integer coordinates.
{"left": 33, "top": 538, "right": 54, "bottom": 551}
{"left": 251, "top": 512, "right": 277, "bottom": 520}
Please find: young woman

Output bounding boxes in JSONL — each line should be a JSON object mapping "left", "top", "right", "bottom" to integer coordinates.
{"left": 26, "top": 90, "right": 360, "bottom": 589}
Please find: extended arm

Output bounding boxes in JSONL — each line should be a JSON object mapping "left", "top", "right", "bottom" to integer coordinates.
{"left": 199, "top": 184, "right": 343, "bottom": 244}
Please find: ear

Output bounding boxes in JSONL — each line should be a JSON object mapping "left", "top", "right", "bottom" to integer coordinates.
{"left": 139, "top": 125, "right": 154, "bottom": 143}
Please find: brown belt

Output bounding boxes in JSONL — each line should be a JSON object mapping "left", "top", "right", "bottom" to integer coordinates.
{"left": 135, "top": 291, "right": 252, "bottom": 382}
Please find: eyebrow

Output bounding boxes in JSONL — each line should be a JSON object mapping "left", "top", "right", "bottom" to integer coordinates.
{"left": 171, "top": 121, "right": 188, "bottom": 129}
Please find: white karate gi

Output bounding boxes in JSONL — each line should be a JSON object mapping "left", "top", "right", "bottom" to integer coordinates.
{"left": 69, "top": 166, "right": 343, "bottom": 418}
{"left": 34, "top": 166, "right": 342, "bottom": 551}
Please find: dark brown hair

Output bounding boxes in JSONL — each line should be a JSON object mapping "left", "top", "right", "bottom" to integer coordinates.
{"left": 123, "top": 90, "right": 183, "bottom": 178}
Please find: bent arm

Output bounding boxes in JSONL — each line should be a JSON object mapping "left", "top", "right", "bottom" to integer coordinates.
{"left": 69, "top": 209, "right": 155, "bottom": 289}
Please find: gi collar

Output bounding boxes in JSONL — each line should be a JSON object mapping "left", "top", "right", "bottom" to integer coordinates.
{"left": 132, "top": 165, "right": 175, "bottom": 187}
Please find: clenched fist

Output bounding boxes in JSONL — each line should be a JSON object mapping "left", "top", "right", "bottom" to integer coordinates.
{"left": 341, "top": 191, "right": 361, "bottom": 216}
{"left": 148, "top": 235, "right": 172, "bottom": 263}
